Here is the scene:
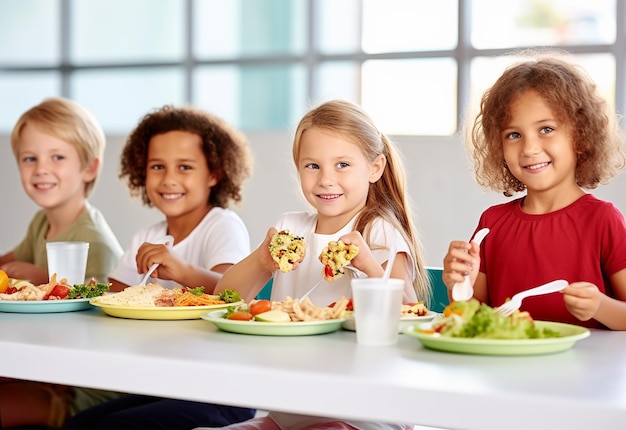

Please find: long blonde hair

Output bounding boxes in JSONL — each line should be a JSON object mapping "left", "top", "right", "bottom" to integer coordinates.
{"left": 292, "top": 99, "right": 431, "bottom": 303}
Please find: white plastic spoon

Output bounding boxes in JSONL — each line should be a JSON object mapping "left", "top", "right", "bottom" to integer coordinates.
{"left": 451, "top": 228, "right": 490, "bottom": 302}
{"left": 138, "top": 235, "right": 174, "bottom": 286}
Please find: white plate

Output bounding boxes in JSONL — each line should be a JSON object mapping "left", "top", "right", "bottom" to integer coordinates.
{"left": 202, "top": 310, "right": 345, "bottom": 336}
{"left": 341, "top": 311, "right": 438, "bottom": 332}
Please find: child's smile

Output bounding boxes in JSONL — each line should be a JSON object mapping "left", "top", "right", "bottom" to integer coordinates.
{"left": 145, "top": 130, "right": 217, "bottom": 222}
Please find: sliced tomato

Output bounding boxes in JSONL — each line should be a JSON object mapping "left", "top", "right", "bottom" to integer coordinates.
{"left": 4, "top": 286, "right": 18, "bottom": 295}
{"left": 227, "top": 311, "right": 254, "bottom": 321}
{"left": 329, "top": 298, "right": 353, "bottom": 312}
{"left": 45, "top": 284, "right": 71, "bottom": 300}
{"left": 249, "top": 300, "right": 272, "bottom": 316}
{"left": 324, "top": 264, "right": 334, "bottom": 279}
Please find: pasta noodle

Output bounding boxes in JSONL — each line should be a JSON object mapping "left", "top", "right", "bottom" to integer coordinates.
{"left": 271, "top": 296, "right": 349, "bottom": 321}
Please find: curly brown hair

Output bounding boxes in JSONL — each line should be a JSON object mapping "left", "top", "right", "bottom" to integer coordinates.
{"left": 467, "top": 50, "right": 626, "bottom": 196}
{"left": 120, "top": 105, "right": 253, "bottom": 208}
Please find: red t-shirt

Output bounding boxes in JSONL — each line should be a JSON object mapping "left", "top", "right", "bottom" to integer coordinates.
{"left": 476, "top": 194, "right": 626, "bottom": 329}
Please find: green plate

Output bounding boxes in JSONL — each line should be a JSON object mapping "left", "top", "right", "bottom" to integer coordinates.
{"left": 403, "top": 321, "right": 590, "bottom": 356}
{"left": 90, "top": 300, "right": 241, "bottom": 320}
{"left": 0, "top": 298, "right": 93, "bottom": 313}
{"left": 202, "top": 310, "right": 345, "bottom": 336}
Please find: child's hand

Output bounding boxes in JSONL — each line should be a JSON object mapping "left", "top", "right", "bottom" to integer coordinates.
{"left": 337, "top": 231, "right": 384, "bottom": 278}
{"left": 0, "top": 261, "right": 48, "bottom": 285}
{"left": 442, "top": 240, "right": 480, "bottom": 290}
{"left": 562, "top": 282, "right": 602, "bottom": 321}
{"left": 135, "top": 241, "right": 187, "bottom": 282}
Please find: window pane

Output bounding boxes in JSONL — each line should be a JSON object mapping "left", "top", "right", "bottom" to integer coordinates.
{"left": 315, "top": 62, "right": 360, "bottom": 104}
{"left": 362, "top": 59, "right": 457, "bottom": 135}
{"left": 472, "top": 0, "right": 616, "bottom": 49}
{"left": 0, "top": 0, "right": 59, "bottom": 65}
{"left": 194, "top": 65, "right": 306, "bottom": 131}
{"left": 194, "top": 0, "right": 306, "bottom": 59}
{"left": 0, "top": 72, "right": 60, "bottom": 132}
{"left": 71, "top": 68, "right": 185, "bottom": 134}
{"left": 316, "top": 0, "right": 360, "bottom": 54}
{"left": 70, "top": 0, "right": 184, "bottom": 63}
{"left": 469, "top": 53, "right": 615, "bottom": 119}
{"left": 362, "top": 0, "right": 457, "bottom": 53}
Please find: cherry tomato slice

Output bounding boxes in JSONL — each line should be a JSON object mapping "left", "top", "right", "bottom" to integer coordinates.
{"left": 249, "top": 300, "right": 272, "bottom": 316}
{"left": 228, "top": 311, "right": 254, "bottom": 321}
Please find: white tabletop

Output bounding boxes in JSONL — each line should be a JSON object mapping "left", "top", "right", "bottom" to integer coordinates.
{"left": 2, "top": 308, "right": 625, "bottom": 430}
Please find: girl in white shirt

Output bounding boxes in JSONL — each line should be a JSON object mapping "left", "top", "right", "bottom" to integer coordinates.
{"left": 214, "top": 99, "right": 431, "bottom": 430}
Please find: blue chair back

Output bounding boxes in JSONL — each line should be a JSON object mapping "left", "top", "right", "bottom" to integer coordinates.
{"left": 426, "top": 267, "right": 448, "bottom": 313}
{"left": 257, "top": 269, "right": 449, "bottom": 312}
{"left": 256, "top": 278, "right": 273, "bottom": 300}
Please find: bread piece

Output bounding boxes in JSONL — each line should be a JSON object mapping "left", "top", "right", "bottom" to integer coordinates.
{"left": 318, "top": 240, "right": 359, "bottom": 282}
{"left": 269, "top": 230, "right": 306, "bottom": 272}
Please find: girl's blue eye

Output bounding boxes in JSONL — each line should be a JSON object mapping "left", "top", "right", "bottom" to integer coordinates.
{"left": 540, "top": 126, "right": 554, "bottom": 134}
{"left": 304, "top": 163, "right": 319, "bottom": 169}
{"left": 52, "top": 155, "right": 65, "bottom": 161}
{"left": 179, "top": 165, "right": 192, "bottom": 171}
{"left": 337, "top": 162, "right": 349, "bottom": 169}
{"left": 150, "top": 164, "right": 164, "bottom": 170}
{"left": 505, "top": 132, "right": 521, "bottom": 140}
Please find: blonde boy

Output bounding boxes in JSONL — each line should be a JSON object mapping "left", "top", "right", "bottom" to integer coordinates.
{"left": 0, "top": 97, "right": 122, "bottom": 284}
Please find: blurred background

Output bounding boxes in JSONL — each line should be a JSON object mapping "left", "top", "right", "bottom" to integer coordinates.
{"left": 1, "top": 0, "right": 625, "bottom": 266}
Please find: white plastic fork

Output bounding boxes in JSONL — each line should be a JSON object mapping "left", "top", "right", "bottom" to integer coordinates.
{"left": 300, "top": 266, "right": 367, "bottom": 300}
{"left": 138, "top": 235, "right": 174, "bottom": 286}
{"left": 451, "top": 228, "right": 490, "bottom": 302}
{"left": 495, "top": 279, "right": 568, "bottom": 317}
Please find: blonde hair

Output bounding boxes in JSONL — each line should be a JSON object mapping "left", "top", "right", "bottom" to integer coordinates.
{"left": 10, "top": 97, "right": 106, "bottom": 197}
{"left": 467, "top": 51, "right": 626, "bottom": 196}
{"left": 293, "top": 99, "right": 431, "bottom": 303}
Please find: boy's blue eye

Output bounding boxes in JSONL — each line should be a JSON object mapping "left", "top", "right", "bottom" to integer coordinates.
{"left": 337, "top": 162, "right": 349, "bottom": 169}
{"left": 22, "top": 156, "right": 36, "bottom": 163}
{"left": 52, "top": 155, "right": 65, "bottom": 161}
{"left": 304, "top": 163, "right": 319, "bottom": 169}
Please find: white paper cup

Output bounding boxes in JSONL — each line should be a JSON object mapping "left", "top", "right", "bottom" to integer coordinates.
{"left": 46, "top": 241, "right": 89, "bottom": 285}
{"left": 351, "top": 278, "right": 404, "bottom": 346}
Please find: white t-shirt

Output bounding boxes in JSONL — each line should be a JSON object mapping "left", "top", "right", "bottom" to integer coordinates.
{"left": 109, "top": 208, "right": 250, "bottom": 289}
{"left": 271, "top": 211, "right": 416, "bottom": 306}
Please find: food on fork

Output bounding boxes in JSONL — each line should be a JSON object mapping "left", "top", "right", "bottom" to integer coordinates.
{"left": 318, "top": 240, "right": 359, "bottom": 282}
{"left": 269, "top": 229, "right": 306, "bottom": 272}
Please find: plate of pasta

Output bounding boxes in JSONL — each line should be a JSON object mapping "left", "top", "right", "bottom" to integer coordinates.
{"left": 202, "top": 310, "right": 345, "bottom": 336}
{"left": 89, "top": 284, "right": 243, "bottom": 320}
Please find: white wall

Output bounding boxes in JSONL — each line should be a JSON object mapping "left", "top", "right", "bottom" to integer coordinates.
{"left": 3, "top": 133, "right": 626, "bottom": 267}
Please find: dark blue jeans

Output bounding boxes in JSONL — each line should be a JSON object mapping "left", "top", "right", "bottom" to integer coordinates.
{"left": 63, "top": 395, "right": 255, "bottom": 430}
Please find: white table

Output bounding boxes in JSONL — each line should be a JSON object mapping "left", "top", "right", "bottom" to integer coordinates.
{"left": 2, "top": 308, "right": 625, "bottom": 430}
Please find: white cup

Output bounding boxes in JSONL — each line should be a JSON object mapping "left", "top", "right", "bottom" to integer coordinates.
{"left": 46, "top": 241, "right": 90, "bottom": 285}
{"left": 351, "top": 277, "right": 404, "bottom": 346}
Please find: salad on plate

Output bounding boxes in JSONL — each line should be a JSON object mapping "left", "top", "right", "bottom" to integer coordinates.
{"left": 427, "top": 299, "right": 559, "bottom": 339}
